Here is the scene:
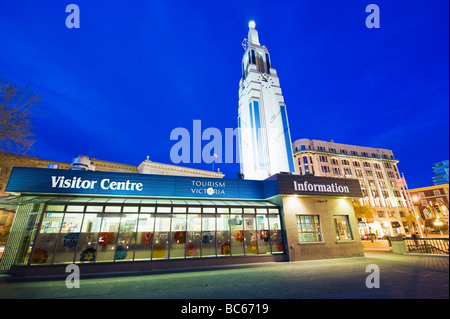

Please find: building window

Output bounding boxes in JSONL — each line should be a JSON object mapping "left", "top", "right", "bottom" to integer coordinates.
{"left": 333, "top": 167, "right": 340, "bottom": 175}
{"left": 319, "top": 155, "right": 328, "bottom": 163}
{"left": 296, "top": 215, "right": 322, "bottom": 243}
{"left": 321, "top": 166, "right": 330, "bottom": 173}
{"left": 420, "top": 200, "right": 428, "bottom": 206}
{"left": 353, "top": 161, "right": 360, "bottom": 167}
{"left": 363, "top": 162, "right": 370, "bottom": 167}
{"left": 344, "top": 168, "right": 352, "bottom": 176}
{"left": 331, "top": 158, "right": 338, "bottom": 165}
{"left": 433, "top": 190, "right": 441, "bottom": 196}
{"left": 418, "top": 192, "right": 425, "bottom": 198}
{"left": 342, "top": 159, "right": 350, "bottom": 165}
{"left": 334, "top": 216, "right": 353, "bottom": 241}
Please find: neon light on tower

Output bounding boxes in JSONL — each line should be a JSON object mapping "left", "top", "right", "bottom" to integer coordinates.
{"left": 238, "top": 21, "right": 296, "bottom": 180}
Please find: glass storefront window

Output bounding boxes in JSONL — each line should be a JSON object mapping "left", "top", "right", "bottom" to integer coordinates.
{"left": 334, "top": 215, "right": 353, "bottom": 241}
{"left": 30, "top": 212, "right": 63, "bottom": 265}
{"left": 170, "top": 214, "right": 187, "bottom": 258}
{"left": 203, "top": 207, "right": 215, "bottom": 214}
{"left": 115, "top": 214, "right": 138, "bottom": 262}
{"left": 256, "top": 214, "right": 271, "bottom": 254}
{"left": 96, "top": 215, "right": 120, "bottom": 262}
{"left": 153, "top": 214, "right": 170, "bottom": 259}
{"left": 216, "top": 214, "right": 230, "bottom": 256}
{"left": 186, "top": 214, "right": 201, "bottom": 258}
{"left": 230, "top": 213, "right": 244, "bottom": 256}
{"left": 202, "top": 214, "right": 216, "bottom": 257}
{"left": 15, "top": 205, "right": 44, "bottom": 265}
{"left": 157, "top": 206, "right": 171, "bottom": 213}
{"left": 134, "top": 213, "right": 155, "bottom": 260}
{"left": 21, "top": 203, "right": 284, "bottom": 266}
{"left": 77, "top": 213, "right": 102, "bottom": 263}
{"left": 53, "top": 213, "right": 84, "bottom": 264}
{"left": 105, "top": 206, "right": 121, "bottom": 213}
{"left": 140, "top": 206, "right": 155, "bottom": 213}
{"left": 269, "top": 215, "right": 284, "bottom": 253}
{"left": 86, "top": 206, "right": 103, "bottom": 213}
{"left": 244, "top": 215, "right": 257, "bottom": 255}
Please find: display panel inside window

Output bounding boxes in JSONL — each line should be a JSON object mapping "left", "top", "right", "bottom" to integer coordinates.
{"left": 334, "top": 215, "right": 353, "bottom": 241}
{"left": 25, "top": 204, "right": 284, "bottom": 266}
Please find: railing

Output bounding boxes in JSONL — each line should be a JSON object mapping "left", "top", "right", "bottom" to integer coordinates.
{"left": 404, "top": 238, "right": 449, "bottom": 255}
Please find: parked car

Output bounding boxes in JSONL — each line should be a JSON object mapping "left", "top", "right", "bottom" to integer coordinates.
{"left": 360, "top": 233, "right": 376, "bottom": 240}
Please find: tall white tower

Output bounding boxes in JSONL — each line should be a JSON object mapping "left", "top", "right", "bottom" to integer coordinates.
{"left": 238, "top": 21, "right": 296, "bottom": 180}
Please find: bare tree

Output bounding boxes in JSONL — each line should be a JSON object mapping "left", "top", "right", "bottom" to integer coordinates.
{"left": 0, "top": 79, "right": 40, "bottom": 155}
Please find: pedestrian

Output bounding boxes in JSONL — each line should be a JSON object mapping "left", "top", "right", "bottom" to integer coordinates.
{"left": 412, "top": 232, "right": 419, "bottom": 245}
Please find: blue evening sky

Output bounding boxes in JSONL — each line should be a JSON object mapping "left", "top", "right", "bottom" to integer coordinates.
{"left": 0, "top": 0, "right": 448, "bottom": 188}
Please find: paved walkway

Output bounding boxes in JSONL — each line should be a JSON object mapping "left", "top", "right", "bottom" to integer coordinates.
{"left": 0, "top": 252, "right": 448, "bottom": 300}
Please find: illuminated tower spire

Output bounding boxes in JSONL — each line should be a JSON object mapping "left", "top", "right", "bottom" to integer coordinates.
{"left": 238, "top": 21, "right": 296, "bottom": 180}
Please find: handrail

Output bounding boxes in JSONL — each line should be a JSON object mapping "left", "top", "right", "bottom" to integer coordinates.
{"left": 404, "top": 238, "right": 449, "bottom": 255}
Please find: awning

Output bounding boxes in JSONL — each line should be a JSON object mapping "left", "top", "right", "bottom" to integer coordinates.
{"left": 0, "top": 195, "right": 277, "bottom": 209}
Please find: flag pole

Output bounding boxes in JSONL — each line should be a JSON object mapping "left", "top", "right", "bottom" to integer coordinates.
{"left": 402, "top": 173, "right": 424, "bottom": 237}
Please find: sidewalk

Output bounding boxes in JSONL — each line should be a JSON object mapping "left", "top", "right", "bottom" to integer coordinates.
{"left": 0, "top": 251, "right": 448, "bottom": 299}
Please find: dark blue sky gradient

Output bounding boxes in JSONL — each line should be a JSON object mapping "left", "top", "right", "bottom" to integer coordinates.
{"left": 0, "top": 1, "right": 448, "bottom": 188}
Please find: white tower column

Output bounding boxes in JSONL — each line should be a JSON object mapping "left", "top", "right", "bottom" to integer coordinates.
{"left": 238, "top": 22, "right": 295, "bottom": 180}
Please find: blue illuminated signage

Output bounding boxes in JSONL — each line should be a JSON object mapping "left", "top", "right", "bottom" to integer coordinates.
{"left": 5, "top": 167, "right": 265, "bottom": 200}
{"left": 5, "top": 167, "right": 362, "bottom": 200}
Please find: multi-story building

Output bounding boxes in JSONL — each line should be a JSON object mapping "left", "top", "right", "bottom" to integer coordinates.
{"left": 409, "top": 184, "right": 449, "bottom": 233}
{"left": 237, "top": 21, "right": 296, "bottom": 180}
{"left": 292, "top": 138, "right": 418, "bottom": 237}
{"left": 432, "top": 160, "right": 449, "bottom": 186}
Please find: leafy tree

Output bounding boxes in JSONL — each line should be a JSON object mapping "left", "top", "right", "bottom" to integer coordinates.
{"left": 352, "top": 199, "right": 375, "bottom": 222}
{"left": 0, "top": 79, "right": 40, "bottom": 155}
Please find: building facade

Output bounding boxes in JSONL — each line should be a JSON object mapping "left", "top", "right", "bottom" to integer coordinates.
{"left": 409, "top": 184, "right": 449, "bottom": 234}
{"left": 432, "top": 160, "right": 449, "bottom": 186}
{"left": 0, "top": 167, "right": 363, "bottom": 276}
{"left": 237, "top": 22, "right": 296, "bottom": 180}
{"left": 292, "top": 138, "right": 418, "bottom": 238}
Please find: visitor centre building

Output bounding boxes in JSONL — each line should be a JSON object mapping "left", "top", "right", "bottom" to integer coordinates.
{"left": 0, "top": 166, "right": 364, "bottom": 277}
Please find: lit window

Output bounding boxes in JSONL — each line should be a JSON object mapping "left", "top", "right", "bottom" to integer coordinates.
{"left": 296, "top": 215, "right": 322, "bottom": 242}
{"left": 334, "top": 216, "right": 353, "bottom": 241}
